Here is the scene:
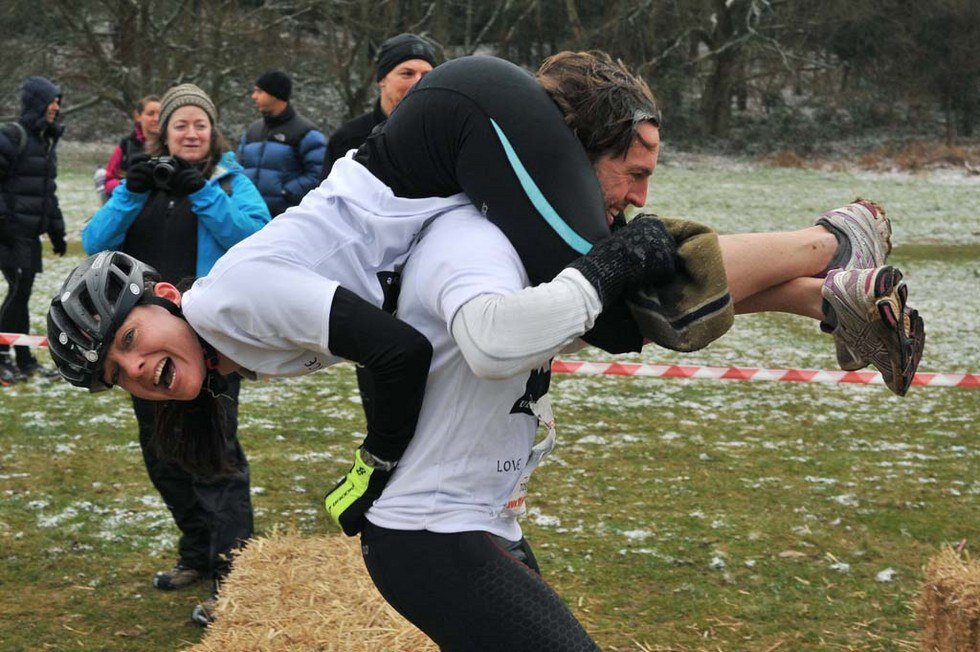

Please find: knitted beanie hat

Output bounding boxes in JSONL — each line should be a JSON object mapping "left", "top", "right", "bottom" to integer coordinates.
{"left": 376, "top": 34, "right": 437, "bottom": 81}
{"left": 254, "top": 70, "right": 292, "bottom": 102}
{"left": 159, "top": 83, "right": 217, "bottom": 130}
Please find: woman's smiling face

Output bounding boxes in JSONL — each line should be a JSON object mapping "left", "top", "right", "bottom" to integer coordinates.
{"left": 101, "top": 285, "right": 206, "bottom": 401}
{"left": 165, "top": 105, "right": 212, "bottom": 163}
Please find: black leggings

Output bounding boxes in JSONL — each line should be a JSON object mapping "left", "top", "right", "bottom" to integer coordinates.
{"left": 327, "top": 286, "right": 432, "bottom": 462}
{"left": 361, "top": 523, "right": 600, "bottom": 651}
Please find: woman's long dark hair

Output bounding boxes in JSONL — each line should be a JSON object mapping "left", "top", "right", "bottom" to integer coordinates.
{"left": 154, "top": 385, "right": 235, "bottom": 478}
{"left": 152, "top": 277, "right": 236, "bottom": 478}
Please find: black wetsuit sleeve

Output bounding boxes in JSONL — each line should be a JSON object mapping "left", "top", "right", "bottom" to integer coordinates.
{"left": 327, "top": 286, "right": 432, "bottom": 461}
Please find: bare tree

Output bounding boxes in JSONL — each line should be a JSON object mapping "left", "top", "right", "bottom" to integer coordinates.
{"left": 41, "top": 0, "right": 312, "bottom": 119}
{"left": 2, "top": 0, "right": 973, "bottom": 148}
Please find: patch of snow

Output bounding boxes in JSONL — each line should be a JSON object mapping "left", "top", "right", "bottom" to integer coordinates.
{"left": 876, "top": 568, "right": 897, "bottom": 582}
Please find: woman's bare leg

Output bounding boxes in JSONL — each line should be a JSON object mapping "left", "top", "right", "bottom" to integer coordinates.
{"left": 719, "top": 199, "right": 893, "bottom": 319}
{"left": 733, "top": 277, "right": 824, "bottom": 320}
{"left": 719, "top": 227, "right": 836, "bottom": 304}
{"left": 708, "top": 201, "right": 922, "bottom": 396}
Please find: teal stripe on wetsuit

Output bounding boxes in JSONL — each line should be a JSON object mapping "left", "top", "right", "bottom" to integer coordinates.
{"left": 489, "top": 119, "right": 593, "bottom": 255}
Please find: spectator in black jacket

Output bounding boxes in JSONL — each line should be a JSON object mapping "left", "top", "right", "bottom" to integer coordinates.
{"left": 318, "top": 34, "right": 437, "bottom": 180}
{"left": 237, "top": 70, "right": 326, "bottom": 216}
{"left": 0, "top": 75, "right": 66, "bottom": 385}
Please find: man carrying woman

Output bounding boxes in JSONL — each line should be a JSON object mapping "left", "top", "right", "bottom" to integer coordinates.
{"left": 50, "top": 51, "right": 923, "bottom": 644}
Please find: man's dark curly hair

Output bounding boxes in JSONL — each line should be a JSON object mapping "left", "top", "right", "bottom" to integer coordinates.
{"left": 537, "top": 50, "right": 661, "bottom": 162}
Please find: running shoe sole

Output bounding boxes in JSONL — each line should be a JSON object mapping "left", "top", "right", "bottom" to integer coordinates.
{"left": 861, "top": 267, "right": 923, "bottom": 396}
{"left": 823, "top": 266, "right": 924, "bottom": 396}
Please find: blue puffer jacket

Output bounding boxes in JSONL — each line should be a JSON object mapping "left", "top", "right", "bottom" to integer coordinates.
{"left": 0, "top": 76, "right": 65, "bottom": 271}
{"left": 236, "top": 105, "right": 326, "bottom": 216}
{"left": 82, "top": 151, "right": 271, "bottom": 277}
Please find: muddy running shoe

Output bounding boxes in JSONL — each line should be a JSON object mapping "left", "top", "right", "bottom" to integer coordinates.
{"left": 821, "top": 266, "right": 924, "bottom": 396}
{"left": 153, "top": 563, "right": 203, "bottom": 591}
{"left": 817, "top": 198, "right": 894, "bottom": 370}
{"left": 0, "top": 357, "right": 27, "bottom": 386}
{"left": 816, "top": 198, "right": 892, "bottom": 276}
{"left": 191, "top": 594, "right": 218, "bottom": 627}
{"left": 832, "top": 305, "right": 924, "bottom": 373}
{"left": 832, "top": 338, "right": 867, "bottom": 372}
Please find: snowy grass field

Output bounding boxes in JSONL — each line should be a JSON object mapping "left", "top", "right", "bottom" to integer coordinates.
{"left": 0, "top": 142, "right": 977, "bottom": 650}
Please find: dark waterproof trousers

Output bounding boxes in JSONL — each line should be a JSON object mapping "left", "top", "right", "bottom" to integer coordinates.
{"left": 131, "top": 374, "right": 254, "bottom": 580}
{"left": 0, "top": 266, "right": 36, "bottom": 366}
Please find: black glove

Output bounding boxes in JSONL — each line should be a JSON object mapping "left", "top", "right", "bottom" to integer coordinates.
{"left": 124, "top": 155, "right": 155, "bottom": 194}
{"left": 324, "top": 447, "right": 396, "bottom": 536}
{"left": 567, "top": 214, "right": 678, "bottom": 306}
{"left": 49, "top": 231, "right": 66, "bottom": 256}
{"left": 169, "top": 157, "right": 206, "bottom": 196}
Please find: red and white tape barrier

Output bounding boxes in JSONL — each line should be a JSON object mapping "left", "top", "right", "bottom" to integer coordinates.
{"left": 4, "top": 332, "right": 977, "bottom": 389}
{"left": 551, "top": 360, "right": 979, "bottom": 389}
{"left": 1, "top": 333, "right": 47, "bottom": 348}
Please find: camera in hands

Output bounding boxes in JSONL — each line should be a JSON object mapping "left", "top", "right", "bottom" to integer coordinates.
{"left": 148, "top": 156, "right": 178, "bottom": 190}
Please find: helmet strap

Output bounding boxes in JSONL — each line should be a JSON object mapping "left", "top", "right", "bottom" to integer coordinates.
{"left": 139, "top": 294, "right": 184, "bottom": 318}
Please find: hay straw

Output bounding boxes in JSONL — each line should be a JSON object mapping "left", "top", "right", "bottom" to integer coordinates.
{"left": 916, "top": 547, "right": 980, "bottom": 651}
{"left": 186, "top": 530, "right": 437, "bottom": 652}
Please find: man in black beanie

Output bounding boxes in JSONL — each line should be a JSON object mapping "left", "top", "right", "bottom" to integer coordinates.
{"left": 319, "top": 33, "right": 437, "bottom": 180}
{"left": 237, "top": 70, "right": 326, "bottom": 216}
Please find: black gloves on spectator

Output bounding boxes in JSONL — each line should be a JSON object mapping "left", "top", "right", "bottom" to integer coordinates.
{"left": 49, "top": 232, "right": 66, "bottom": 256}
{"left": 169, "top": 158, "right": 206, "bottom": 197}
{"left": 123, "top": 155, "right": 205, "bottom": 196}
{"left": 124, "top": 155, "right": 155, "bottom": 194}
{"left": 567, "top": 214, "right": 678, "bottom": 307}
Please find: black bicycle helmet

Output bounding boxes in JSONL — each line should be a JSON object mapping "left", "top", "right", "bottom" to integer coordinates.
{"left": 47, "top": 251, "right": 161, "bottom": 391}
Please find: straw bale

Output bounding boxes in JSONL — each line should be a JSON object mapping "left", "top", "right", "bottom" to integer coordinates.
{"left": 916, "top": 547, "right": 980, "bottom": 651}
{"left": 186, "top": 531, "right": 437, "bottom": 652}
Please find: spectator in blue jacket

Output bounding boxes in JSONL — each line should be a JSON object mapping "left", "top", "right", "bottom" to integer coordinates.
{"left": 237, "top": 70, "right": 326, "bottom": 216}
{"left": 82, "top": 83, "right": 270, "bottom": 627}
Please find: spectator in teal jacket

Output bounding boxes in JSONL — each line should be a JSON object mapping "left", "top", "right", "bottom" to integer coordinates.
{"left": 83, "top": 89, "right": 270, "bottom": 276}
